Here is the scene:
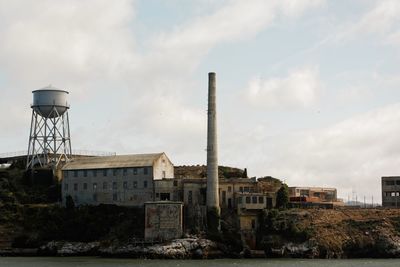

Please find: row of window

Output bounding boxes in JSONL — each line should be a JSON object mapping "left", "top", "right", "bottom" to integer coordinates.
{"left": 71, "top": 192, "right": 149, "bottom": 203}
{"left": 64, "top": 180, "right": 149, "bottom": 191}
{"left": 64, "top": 167, "right": 150, "bottom": 178}
{"left": 384, "top": 180, "right": 400, "bottom": 186}
{"left": 384, "top": 191, "right": 400, "bottom": 197}
{"left": 237, "top": 196, "right": 265, "bottom": 204}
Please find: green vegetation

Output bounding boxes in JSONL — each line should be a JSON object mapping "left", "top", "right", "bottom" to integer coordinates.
{"left": 275, "top": 184, "right": 289, "bottom": 209}
{"left": 10, "top": 204, "right": 144, "bottom": 248}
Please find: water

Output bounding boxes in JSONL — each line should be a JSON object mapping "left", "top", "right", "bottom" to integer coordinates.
{"left": 1, "top": 258, "right": 400, "bottom": 267}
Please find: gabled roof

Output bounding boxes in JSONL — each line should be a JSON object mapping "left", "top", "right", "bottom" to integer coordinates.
{"left": 62, "top": 153, "right": 166, "bottom": 170}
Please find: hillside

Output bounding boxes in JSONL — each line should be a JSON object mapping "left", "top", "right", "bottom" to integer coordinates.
{"left": 174, "top": 165, "right": 246, "bottom": 179}
{"left": 258, "top": 208, "right": 400, "bottom": 258}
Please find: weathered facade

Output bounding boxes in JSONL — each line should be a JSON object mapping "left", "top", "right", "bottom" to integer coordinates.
{"left": 144, "top": 201, "right": 183, "bottom": 241}
{"left": 289, "top": 186, "right": 337, "bottom": 202}
{"left": 382, "top": 176, "right": 400, "bottom": 208}
{"left": 61, "top": 153, "right": 174, "bottom": 206}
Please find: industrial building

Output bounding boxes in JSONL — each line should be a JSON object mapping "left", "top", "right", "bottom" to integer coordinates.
{"left": 61, "top": 153, "right": 174, "bottom": 206}
{"left": 382, "top": 176, "right": 400, "bottom": 208}
{"left": 289, "top": 186, "right": 337, "bottom": 203}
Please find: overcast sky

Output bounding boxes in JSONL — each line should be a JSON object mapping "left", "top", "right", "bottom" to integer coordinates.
{"left": 1, "top": 0, "right": 400, "bottom": 203}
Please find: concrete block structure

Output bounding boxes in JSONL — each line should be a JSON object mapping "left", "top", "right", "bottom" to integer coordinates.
{"left": 289, "top": 186, "right": 337, "bottom": 202}
{"left": 382, "top": 176, "right": 400, "bottom": 208}
{"left": 144, "top": 201, "right": 183, "bottom": 241}
{"left": 61, "top": 153, "right": 174, "bottom": 206}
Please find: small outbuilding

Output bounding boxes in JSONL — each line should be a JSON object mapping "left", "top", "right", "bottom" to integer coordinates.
{"left": 144, "top": 201, "right": 183, "bottom": 241}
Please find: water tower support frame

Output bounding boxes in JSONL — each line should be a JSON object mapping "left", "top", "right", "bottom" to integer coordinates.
{"left": 26, "top": 106, "right": 72, "bottom": 169}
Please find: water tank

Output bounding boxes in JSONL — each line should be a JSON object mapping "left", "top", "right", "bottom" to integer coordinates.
{"left": 32, "top": 85, "right": 69, "bottom": 118}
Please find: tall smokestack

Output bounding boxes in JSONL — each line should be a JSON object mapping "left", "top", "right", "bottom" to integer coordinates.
{"left": 206, "top": 72, "right": 220, "bottom": 232}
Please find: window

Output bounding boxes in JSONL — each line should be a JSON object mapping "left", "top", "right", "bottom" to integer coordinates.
{"left": 83, "top": 183, "right": 88, "bottom": 190}
{"left": 123, "top": 181, "right": 128, "bottom": 189}
{"left": 133, "top": 181, "right": 137, "bottom": 188}
{"left": 144, "top": 181, "right": 148, "bottom": 188}
{"left": 93, "top": 170, "right": 97, "bottom": 177}
{"left": 113, "top": 182, "right": 117, "bottom": 190}
{"left": 64, "top": 183, "right": 68, "bottom": 191}
{"left": 228, "top": 186, "right": 232, "bottom": 193}
{"left": 83, "top": 170, "right": 87, "bottom": 177}
{"left": 156, "top": 193, "right": 160, "bottom": 198}
{"left": 386, "top": 181, "right": 395, "bottom": 186}
{"left": 173, "top": 180, "right": 178, "bottom": 186}
{"left": 239, "top": 186, "right": 243, "bottom": 192}
{"left": 103, "top": 182, "right": 107, "bottom": 190}
{"left": 144, "top": 167, "right": 148, "bottom": 175}
{"left": 123, "top": 168, "right": 127, "bottom": 176}
{"left": 113, "top": 193, "right": 118, "bottom": 201}
{"left": 397, "top": 180, "right": 400, "bottom": 185}
{"left": 188, "top": 190, "right": 193, "bottom": 204}
{"left": 259, "top": 196, "right": 264, "bottom": 203}
{"left": 252, "top": 196, "right": 257, "bottom": 204}
{"left": 244, "top": 187, "right": 249, "bottom": 193}
{"left": 113, "top": 169, "right": 118, "bottom": 176}
{"left": 133, "top": 168, "right": 138, "bottom": 175}
{"left": 74, "top": 170, "right": 78, "bottom": 177}
{"left": 93, "top": 183, "right": 97, "bottom": 190}
{"left": 222, "top": 191, "right": 226, "bottom": 204}
{"left": 160, "top": 193, "right": 170, "bottom": 201}
{"left": 251, "top": 219, "right": 256, "bottom": 229}
{"left": 74, "top": 183, "right": 78, "bottom": 191}
{"left": 103, "top": 169, "right": 107, "bottom": 176}
{"left": 162, "top": 171, "right": 166, "bottom": 178}
{"left": 246, "top": 196, "right": 251, "bottom": 204}
{"left": 238, "top": 197, "right": 242, "bottom": 204}
{"left": 93, "top": 193, "right": 97, "bottom": 201}
{"left": 64, "top": 171, "right": 68, "bottom": 178}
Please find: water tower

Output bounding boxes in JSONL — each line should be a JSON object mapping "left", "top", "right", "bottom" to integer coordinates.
{"left": 26, "top": 85, "right": 72, "bottom": 170}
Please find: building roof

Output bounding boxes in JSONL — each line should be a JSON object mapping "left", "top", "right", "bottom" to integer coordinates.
{"left": 62, "top": 153, "right": 166, "bottom": 170}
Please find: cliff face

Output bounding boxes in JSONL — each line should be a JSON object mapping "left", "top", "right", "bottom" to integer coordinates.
{"left": 258, "top": 208, "right": 400, "bottom": 258}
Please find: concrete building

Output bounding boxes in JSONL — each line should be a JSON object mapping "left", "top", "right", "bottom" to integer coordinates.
{"left": 180, "top": 177, "right": 275, "bottom": 209}
{"left": 144, "top": 201, "right": 183, "bottom": 241}
{"left": 382, "top": 176, "right": 400, "bottom": 208}
{"left": 61, "top": 153, "right": 174, "bottom": 206}
{"left": 289, "top": 186, "right": 337, "bottom": 203}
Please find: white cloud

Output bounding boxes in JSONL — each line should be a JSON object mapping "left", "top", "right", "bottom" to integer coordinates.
{"left": 148, "top": 0, "right": 325, "bottom": 73}
{"left": 234, "top": 103, "right": 400, "bottom": 203}
{"left": 245, "top": 66, "right": 321, "bottom": 109}
{"left": 334, "top": 0, "right": 400, "bottom": 45}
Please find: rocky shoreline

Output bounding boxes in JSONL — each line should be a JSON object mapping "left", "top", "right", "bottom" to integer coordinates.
{"left": 0, "top": 238, "right": 230, "bottom": 259}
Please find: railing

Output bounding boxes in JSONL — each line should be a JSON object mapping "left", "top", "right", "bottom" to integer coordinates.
{"left": 0, "top": 149, "right": 116, "bottom": 159}
{"left": 0, "top": 151, "right": 27, "bottom": 158}
{"left": 71, "top": 150, "right": 116, "bottom": 157}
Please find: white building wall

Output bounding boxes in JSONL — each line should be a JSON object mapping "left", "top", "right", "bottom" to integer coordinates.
{"left": 153, "top": 153, "right": 174, "bottom": 180}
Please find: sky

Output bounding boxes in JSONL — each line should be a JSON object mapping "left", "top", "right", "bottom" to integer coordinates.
{"left": 1, "top": 0, "right": 400, "bottom": 203}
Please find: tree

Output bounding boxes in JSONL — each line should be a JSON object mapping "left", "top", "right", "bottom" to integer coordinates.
{"left": 242, "top": 168, "right": 248, "bottom": 178}
{"left": 65, "top": 195, "right": 75, "bottom": 210}
{"left": 275, "top": 184, "right": 289, "bottom": 209}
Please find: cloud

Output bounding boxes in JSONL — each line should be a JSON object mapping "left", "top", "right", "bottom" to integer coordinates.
{"left": 245, "top": 66, "right": 321, "bottom": 109}
{"left": 234, "top": 103, "right": 400, "bottom": 202}
{"left": 148, "top": 0, "right": 325, "bottom": 73}
{"left": 0, "top": 0, "right": 326, "bottom": 163}
{"left": 334, "top": 0, "right": 400, "bottom": 45}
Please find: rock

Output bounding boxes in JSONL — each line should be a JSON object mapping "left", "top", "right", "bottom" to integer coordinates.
{"left": 38, "top": 241, "right": 100, "bottom": 256}
{"left": 99, "top": 238, "right": 224, "bottom": 259}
